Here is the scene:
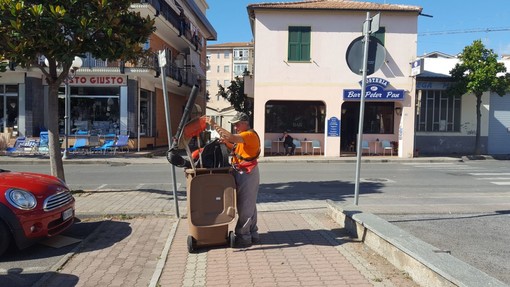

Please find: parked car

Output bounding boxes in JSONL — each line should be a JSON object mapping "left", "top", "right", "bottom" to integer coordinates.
{"left": 0, "top": 169, "right": 75, "bottom": 256}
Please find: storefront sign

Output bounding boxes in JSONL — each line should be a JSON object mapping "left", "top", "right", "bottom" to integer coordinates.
{"left": 67, "top": 76, "right": 127, "bottom": 86}
{"left": 343, "top": 77, "right": 404, "bottom": 100}
{"left": 416, "top": 81, "right": 451, "bottom": 90}
{"left": 327, "top": 117, "right": 340, "bottom": 137}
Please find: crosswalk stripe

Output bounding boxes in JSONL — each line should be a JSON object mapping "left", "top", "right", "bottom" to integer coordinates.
{"left": 491, "top": 182, "right": 510, "bottom": 185}
{"left": 468, "top": 173, "right": 510, "bottom": 176}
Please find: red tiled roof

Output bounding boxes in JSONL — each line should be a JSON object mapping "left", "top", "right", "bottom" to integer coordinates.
{"left": 248, "top": 0, "right": 422, "bottom": 15}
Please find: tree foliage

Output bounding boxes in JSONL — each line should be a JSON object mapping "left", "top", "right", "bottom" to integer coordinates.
{"left": 217, "top": 71, "right": 253, "bottom": 118}
{"left": 0, "top": 0, "right": 155, "bottom": 180}
{"left": 448, "top": 40, "right": 510, "bottom": 155}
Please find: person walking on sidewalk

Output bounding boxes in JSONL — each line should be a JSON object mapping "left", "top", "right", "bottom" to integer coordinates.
{"left": 205, "top": 112, "right": 261, "bottom": 247}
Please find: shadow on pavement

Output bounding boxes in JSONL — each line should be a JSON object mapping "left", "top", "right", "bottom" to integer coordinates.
{"left": 0, "top": 269, "right": 78, "bottom": 287}
{"left": 258, "top": 180, "right": 384, "bottom": 203}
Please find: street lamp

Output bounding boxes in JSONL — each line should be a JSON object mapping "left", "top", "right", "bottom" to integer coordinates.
{"left": 45, "top": 56, "right": 83, "bottom": 159}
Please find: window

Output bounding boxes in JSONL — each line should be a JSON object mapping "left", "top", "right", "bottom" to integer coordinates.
{"left": 0, "top": 85, "right": 19, "bottom": 131}
{"left": 224, "top": 65, "right": 230, "bottom": 73}
{"left": 234, "top": 49, "right": 249, "bottom": 61}
{"left": 417, "top": 90, "right": 461, "bottom": 132}
{"left": 234, "top": 64, "right": 248, "bottom": 76}
{"left": 216, "top": 65, "right": 220, "bottom": 73}
{"left": 288, "top": 26, "right": 311, "bottom": 62}
{"left": 363, "top": 102, "right": 394, "bottom": 134}
{"left": 224, "top": 51, "right": 230, "bottom": 59}
{"left": 265, "top": 101, "right": 325, "bottom": 133}
{"left": 342, "top": 102, "right": 394, "bottom": 134}
{"left": 206, "top": 80, "right": 211, "bottom": 87}
{"left": 58, "top": 86, "right": 121, "bottom": 135}
{"left": 139, "top": 89, "right": 154, "bottom": 136}
{"left": 224, "top": 80, "right": 230, "bottom": 87}
{"left": 216, "top": 52, "right": 220, "bottom": 59}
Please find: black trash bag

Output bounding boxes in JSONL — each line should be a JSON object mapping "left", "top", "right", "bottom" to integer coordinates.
{"left": 166, "top": 148, "right": 191, "bottom": 168}
{"left": 198, "top": 139, "right": 230, "bottom": 168}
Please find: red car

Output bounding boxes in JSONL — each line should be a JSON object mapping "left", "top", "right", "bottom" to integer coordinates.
{"left": 0, "top": 169, "right": 75, "bottom": 256}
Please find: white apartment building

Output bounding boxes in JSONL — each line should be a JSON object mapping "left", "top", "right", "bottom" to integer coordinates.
{"left": 206, "top": 42, "right": 254, "bottom": 131}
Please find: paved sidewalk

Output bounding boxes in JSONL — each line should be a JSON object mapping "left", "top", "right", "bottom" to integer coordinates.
{"left": 33, "top": 188, "right": 418, "bottom": 287}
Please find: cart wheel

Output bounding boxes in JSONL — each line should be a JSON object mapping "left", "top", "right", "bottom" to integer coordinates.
{"left": 187, "top": 235, "right": 196, "bottom": 253}
{"left": 228, "top": 231, "right": 235, "bottom": 248}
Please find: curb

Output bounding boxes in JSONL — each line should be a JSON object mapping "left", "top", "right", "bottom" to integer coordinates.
{"left": 326, "top": 200, "right": 507, "bottom": 287}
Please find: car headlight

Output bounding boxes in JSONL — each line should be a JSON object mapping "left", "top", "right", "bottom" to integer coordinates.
{"left": 6, "top": 189, "right": 37, "bottom": 210}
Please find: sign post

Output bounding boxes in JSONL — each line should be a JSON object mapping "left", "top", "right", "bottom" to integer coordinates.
{"left": 159, "top": 49, "right": 180, "bottom": 218}
{"left": 346, "top": 12, "right": 383, "bottom": 206}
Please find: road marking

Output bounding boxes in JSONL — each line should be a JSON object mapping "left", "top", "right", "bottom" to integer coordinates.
{"left": 94, "top": 184, "right": 107, "bottom": 191}
{"left": 469, "top": 173, "right": 510, "bottom": 176}
{"left": 136, "top": 183, "right": 145, "bottom": 189}
{"left": 491, "top": 182, "right": 510, "bottom": 185}
{"left": 476, "top": 177, "right": 510, "bottom": 180}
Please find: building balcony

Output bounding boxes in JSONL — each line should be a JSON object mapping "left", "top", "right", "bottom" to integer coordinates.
{"left": 133, "top": 0, "right": 203, "bottom": 52}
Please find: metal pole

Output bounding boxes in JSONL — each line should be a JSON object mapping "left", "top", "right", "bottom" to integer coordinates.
{"left": 354, "top": 12, "right": 371, "bottom": 205}
{"left": 63, "top": 80, "right": 70, "bottom": 159}
{"left": 160, "top": 63, "right": 180, "bottom": 218}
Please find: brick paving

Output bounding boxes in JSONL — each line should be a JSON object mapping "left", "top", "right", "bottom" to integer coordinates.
{"left": 159, "top": 210, "right": 395, "bottom": 287}
{"left": 41, "top": 216, "right": 175, "bottom": 287}
{"left": 31, "top": 185, "right": 408, "bottom": 287}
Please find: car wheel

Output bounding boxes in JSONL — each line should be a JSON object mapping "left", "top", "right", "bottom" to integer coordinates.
{"left": 0, "top": 221, "right": 11, "bottom": 256}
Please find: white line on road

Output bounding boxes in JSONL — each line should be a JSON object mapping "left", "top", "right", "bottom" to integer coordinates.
{"left": 469, "top": 173, "right": 510, "bottom": 176}
{"left": 490, "top": 182, "right": 510, "bottom": 185}
{"left": 94, "top": 184, "right": 107, "bottom": 191}
{"left": 476, "top": 177, "right": 510, "bottom": 180}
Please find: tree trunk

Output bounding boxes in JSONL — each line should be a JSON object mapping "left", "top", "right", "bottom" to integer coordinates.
{"left": 474, "top": 94, "right": 482, "bottom": 155}
{"left": 47, "top": 83, "right": 66, "bottom": 181}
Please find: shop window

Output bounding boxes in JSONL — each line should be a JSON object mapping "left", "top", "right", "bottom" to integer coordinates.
{"left": 58, "top": 86, "right": 121, "bottom": 135}
{"left": 288, "top": 26, "right": 311, "bottom": 62}
{"left": 417, "top": 90, "right": 461, "bottom": 132}
{"left": 265, "top": 100, "right": 325, "bottom": 133}
{"left": 140, "top": 89, "right": 154, "bottom": 137}
{"left": 363, "top": 102, "right": 394, "bottom": 134}
{"left": 0, "top": 85, "right": 19, "bottom": 131}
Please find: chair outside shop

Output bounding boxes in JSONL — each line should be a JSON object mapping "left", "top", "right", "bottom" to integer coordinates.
{"left": 382, "top": 140, "right": 393, "bottom": 156}
{"left": 37, "top": 131, "right": 49, "bottom": 154}
{"left": 91, "top": 139, "right": 115, "bottom": 154}
{"left": 112, "top": 135, "right": 129, "bottom": 154}
{"left": 68, "top": 138, "right": 89, "bottom": 154}
{"left": 311, "top": 140, "right": 322, "bottom": 155}
{"left": 264, "top": 139, "right": 272, "bottom": 155}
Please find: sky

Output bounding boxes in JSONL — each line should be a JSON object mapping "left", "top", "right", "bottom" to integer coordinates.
{"left": 206, "top": 0, "right": 510, "bottom": 57}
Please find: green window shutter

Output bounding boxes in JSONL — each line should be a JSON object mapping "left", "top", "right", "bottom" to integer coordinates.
{"left": 373, "top": 26, "right": 385, "bottom": 45}
{"left": 288, "top": 26, "right": 311, "bottom": 61}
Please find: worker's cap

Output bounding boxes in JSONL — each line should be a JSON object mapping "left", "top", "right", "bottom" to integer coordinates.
{"left": 229, "top": 112, "right": 249, "bottom": 124}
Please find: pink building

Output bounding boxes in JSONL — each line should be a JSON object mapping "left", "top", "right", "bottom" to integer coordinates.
{"left": 247, "top": 1, "right": 422, "bottom": 157}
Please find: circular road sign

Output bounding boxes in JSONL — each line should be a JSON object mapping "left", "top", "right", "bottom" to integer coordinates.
{"left": 346, "top": 36, "right": 386, "bottom": 75}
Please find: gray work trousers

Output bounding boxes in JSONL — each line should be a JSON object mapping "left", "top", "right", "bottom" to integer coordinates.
{"left": 234, "top": 165, "right": 260, "bottom": 242}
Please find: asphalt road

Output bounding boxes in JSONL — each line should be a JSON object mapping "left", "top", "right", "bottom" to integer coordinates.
{"left": 3, "top": 159, "right": 510, "bottom": 284}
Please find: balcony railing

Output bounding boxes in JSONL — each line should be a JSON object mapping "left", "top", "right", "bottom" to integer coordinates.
{"left": 138, "top": 0, "right": 203, "bottom": 51}
{"left": 79, "top": 53, "right": 200, "bottom": 87}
